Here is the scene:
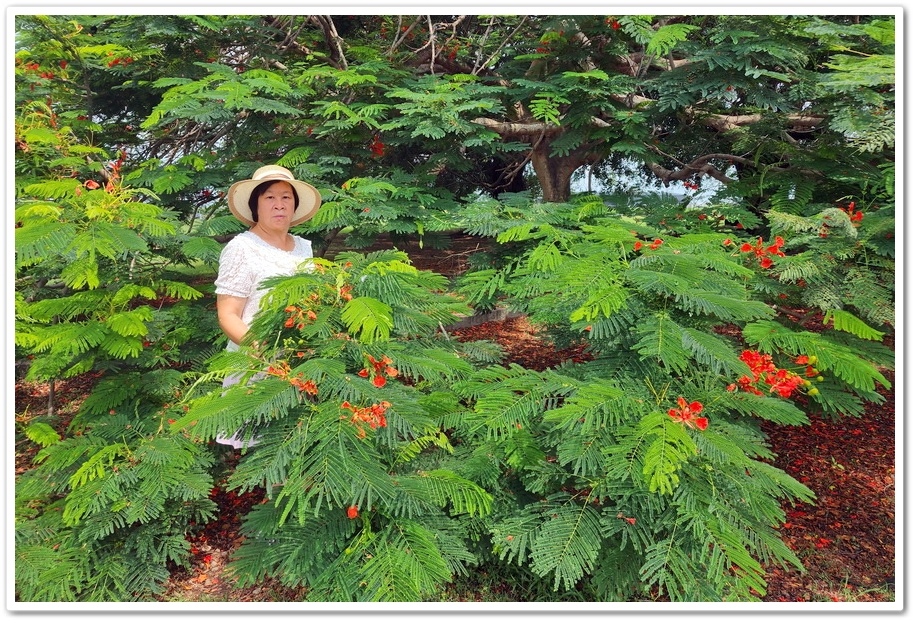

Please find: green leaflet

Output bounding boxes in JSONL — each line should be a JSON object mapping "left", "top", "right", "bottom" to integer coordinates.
{"left": 340, "top": 296, "right": 394, "bottom": 343}
{"left": 529, "top": 504, "right": 604, "bottom": 591}
{"left": 824, "top": 309, "right": 885, "bottom": 341}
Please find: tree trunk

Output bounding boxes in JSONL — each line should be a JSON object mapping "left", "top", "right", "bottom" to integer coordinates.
{"left": 530, "top": 141, "right": 587, "bottom": 203}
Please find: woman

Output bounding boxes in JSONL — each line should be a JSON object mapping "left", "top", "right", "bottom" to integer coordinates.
{"left": 213, "top": 164, "right": 322, "bottom": 448}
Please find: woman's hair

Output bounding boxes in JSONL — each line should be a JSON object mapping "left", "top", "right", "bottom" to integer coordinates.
{"left": 248, "top": 180, "right": 300, "bottom": 223}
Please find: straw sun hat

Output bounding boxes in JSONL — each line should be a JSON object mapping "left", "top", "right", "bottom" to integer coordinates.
{"left": 227, "top": 165, "right": 322, "bottom": 227}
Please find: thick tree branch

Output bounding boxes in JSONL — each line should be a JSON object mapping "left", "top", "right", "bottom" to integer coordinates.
{"left": 471, "top": 117, "right": 565, "bottom": 138}
{"left": 646, "top": 161, "right": 734, "bottom": 186}
{"left": 688, "top": 108, "right": 825, "bottom": 132}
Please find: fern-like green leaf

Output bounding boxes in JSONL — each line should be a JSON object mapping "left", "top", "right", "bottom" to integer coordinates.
{"left": 823, "top": 309, "right": 884, "bottom": 341}
{"left": 105, "top": 308, "right": 153, "bottom": 337}
{"left": 529, "top": 503, "right": 604, "bottom": 591}
{"left": 633, "top": 313, "right": 691, "bottom": 373}
{"left": 15, "top": 221, "right": 77, "bottom": 267}
{"left": 639, "top": 534, "right": 705, "bottom": 601}
{"left": 357, "top": 521, "right": 453, "bottom": 601}
{"left": 24, "top": 422, "right": 62, "bottom": 448}
{"left": 406, "top": 470, "right": 492, "bottom": 517}
{"left": 640, "top": 412, "right": 698, "bottom": 495}
{"left": 65, "top": 444, "right": 130, "bottom": 507}
{"left": 340, "top": 296, "right": 393, "bottom": 343}
{"left": 645, "top": 23, "right": 699, "bottom": 56}
{"left": 680, "top": 327, "right": 746, "bottom": 376}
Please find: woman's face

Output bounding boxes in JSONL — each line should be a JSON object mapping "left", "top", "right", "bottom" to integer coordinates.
{"left": 256, "top": 181, "right": 297, "bottom": 231}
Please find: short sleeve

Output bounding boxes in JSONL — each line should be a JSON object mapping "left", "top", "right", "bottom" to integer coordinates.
{"left": 214, "top": 237, "right": 255, "bottom": 299}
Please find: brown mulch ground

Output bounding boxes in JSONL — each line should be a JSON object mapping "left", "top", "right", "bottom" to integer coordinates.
{"left": 13, "top": 235, "right": 897, "bottom": 603}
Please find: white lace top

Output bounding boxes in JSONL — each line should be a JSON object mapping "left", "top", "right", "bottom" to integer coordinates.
{"left": 214, "top": 230, "right": 313, "bottom": 351}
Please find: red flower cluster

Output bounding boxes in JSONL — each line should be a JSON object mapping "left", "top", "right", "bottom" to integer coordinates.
{"left": 340, "top": 400, "right": 391, "bottom": 437}
{"left": 290, "top": 377, "right": 318, "bottom": 395}
{"left": 369, "top": 134, "right": 385, "bottom": 157}
{"left": 107, "top": 56, "right": 134, "bottom": 67}
{"left": 358, "top": 354, "right": 398, "bottom": 388}
{"left": 284, "top": 304, "right": 317, "bottom": 329}
{"left": 346, "top": 505, "right": 359, "bottom": 519}
{"left": 739, "top": 236, "right": 785, "bottom": 269}
{"left": 668, "top": 396, "right": 708, "bottom": 430}
{"left": 266, "top": 360, "right": 319, "bottom": 395}
{"left": 633, "top": 238, "right": 664, "bottom": 252}
{"left": 843, "top": 201, "right": 863, "bottom": 225}
{"left": 729, "top": 350, "right": 806, "bottom": 398}
{"left": 19, "top": 60, "right": 59, "bottom": 79}
{"left": 266, "top": 360, "right": 291, "bottom": 377}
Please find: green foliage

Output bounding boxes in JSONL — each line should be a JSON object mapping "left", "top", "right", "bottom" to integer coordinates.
{"left": 167, "top": 254, "right": 496, "bottom": 600}
{"left": 453, "top": 186, "right": 887, "bottom": 597}
{"left": 16, "top": 426, "right": 217, "bottom": 600}
{"left": 14, "top": 20, "right": 224, "bottom": 600}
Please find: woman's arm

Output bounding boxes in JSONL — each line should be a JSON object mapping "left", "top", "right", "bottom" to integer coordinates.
{"left": 216, "top": 294, "right": 251, "bottom": 345}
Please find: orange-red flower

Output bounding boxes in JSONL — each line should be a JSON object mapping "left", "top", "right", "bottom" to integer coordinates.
{"left": 369, "top": 134, "right": 385, "bottom": 157}
{"left": 667, "top": 396, "right": 708, "bottom": 430}
{"left": 284, "top": 304, "right": 320, "bottom": 330}
{"left": 341, "top": 400, "right": 391, "bottom": 437}
{"left": 843, "top": 201, "right": 863, "bottom": 225}
{"left": 359, "top": 354, "right": 398, "bottom": 388}
{"left": 733, "top": 350, "right": 807, "bottom": 398}
{"left": 290, "top": 375, "right": 318, "bottom": 395}
{"left": 738, "top": 236, "right": 785, "bottom": 269}
{"left": 266, "top": 360, "right": 292, "bottom": 379}
{"left": 347, "top": 505, "right": 359, "bottom": 519}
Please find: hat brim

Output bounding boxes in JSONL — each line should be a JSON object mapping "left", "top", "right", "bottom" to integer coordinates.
{"left": 227, "top": 176, "right": 322, "bottom": 227}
